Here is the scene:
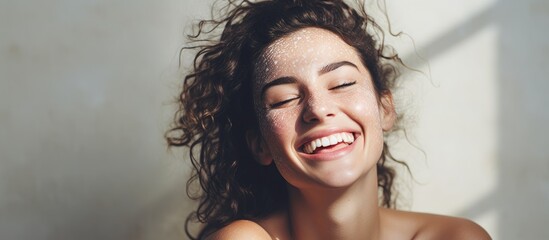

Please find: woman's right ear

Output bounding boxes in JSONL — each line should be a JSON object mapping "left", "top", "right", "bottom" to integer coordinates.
{"left": 245, "top": 129, "right": 273, "bottom": 166}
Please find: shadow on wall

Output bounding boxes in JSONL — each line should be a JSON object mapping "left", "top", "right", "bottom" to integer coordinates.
{"left": 408, "top": 0, "right": 549, "bottom": 238}
{"left": 1, "top": 0, "right": 547, "bottom": 239}
{"left": 497, "top": 0, "right": 549, "bottom": 238}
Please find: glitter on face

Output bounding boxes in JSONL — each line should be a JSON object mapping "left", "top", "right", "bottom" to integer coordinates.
{"left": 250, "top": 27, "right": 392, "bottom": 188}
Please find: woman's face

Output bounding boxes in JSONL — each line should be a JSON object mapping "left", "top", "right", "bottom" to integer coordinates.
{"left": 251, "top": 27, "right": 395, "bottom": 189}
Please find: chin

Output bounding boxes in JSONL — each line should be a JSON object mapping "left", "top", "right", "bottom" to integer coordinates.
{"left": 281, "top": 160, "right": 377, "bottom": 190}
{"left": 317, "top": 166, "right": 374, "bottom": 188}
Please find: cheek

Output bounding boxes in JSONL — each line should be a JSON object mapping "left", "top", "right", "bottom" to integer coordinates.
{"left": 258, "top": 107, "right": 301, "bottom": 143}
{"left": 258, "top": 108, "right": 302, "bottom": 169}
{"left": 344, "top": 84, "right": 382, "bottom": 123}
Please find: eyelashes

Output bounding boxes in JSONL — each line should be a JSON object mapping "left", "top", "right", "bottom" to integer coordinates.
{"left": 330, "top": 81, "right": 356, "bottom": 90}
{"left": 270, "top": 96, "right": 300, "bottom": 108}
{"left": 268, "top": 81, "right": 357, "bottom": 109}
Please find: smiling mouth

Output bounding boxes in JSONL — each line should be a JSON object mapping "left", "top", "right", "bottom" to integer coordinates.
{"left": 301, "top": 132, "right": 355, "bottom": 154}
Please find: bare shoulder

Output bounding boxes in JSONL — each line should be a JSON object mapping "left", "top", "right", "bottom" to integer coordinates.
{"left": 380, "top": 208, "right": 492, "bottom": 240}
{"left": 205, "top": 220, "right": 272, "bottom": 240}
{"left": 206, "top": 211, "right": 290, "bottom": 240}
{"left": 413, "top": 213, "right": 492, "bottom": 240}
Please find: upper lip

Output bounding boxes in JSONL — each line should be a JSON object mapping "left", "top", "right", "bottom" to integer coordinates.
{"left": 295, "top": 127, "right": 358, "bottom": 151}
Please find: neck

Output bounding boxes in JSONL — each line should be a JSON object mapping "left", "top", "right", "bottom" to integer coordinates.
{"left": 287, "top": 169, "right": 381, "bottom": 240}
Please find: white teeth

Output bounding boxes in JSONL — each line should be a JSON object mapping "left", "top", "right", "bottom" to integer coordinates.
{"left": 321, "top": 137, "right": 330, "bottom": 147}
{"left": 329, "top": 135, "right": 338, "bottom": 145}
{"left": 315, "top": 139, "right": 322, "bottom": 148}
{"left": 348, "top": 133, "right": 355, "bottom": 142}
{"left": 342, "top": 132, "right": 354, "bottom": 143}
{"left": 303, "top": 132, "right": 355, "bottom": 154}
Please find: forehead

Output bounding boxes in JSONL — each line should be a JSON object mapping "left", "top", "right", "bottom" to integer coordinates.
{"left": 255, "top": 27, "right": 361, "bottom": 81}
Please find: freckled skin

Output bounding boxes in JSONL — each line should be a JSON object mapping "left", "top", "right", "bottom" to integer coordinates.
{"left": 213, "top": 27, "right": 492, "bottom": 240}
{"left": 210, "top": 26, "right": 492, "bottom": 240}
{"left": 252, "top": 27, "right": 390, "bottom": 189}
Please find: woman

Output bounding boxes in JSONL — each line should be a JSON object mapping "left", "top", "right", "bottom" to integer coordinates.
{"left": 167, "top": 0, "right": 491, "bottom": 239}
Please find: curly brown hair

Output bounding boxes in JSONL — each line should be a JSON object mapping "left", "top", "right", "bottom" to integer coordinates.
{"left": 166, "top": 0, "right": 408, "bottom": 239}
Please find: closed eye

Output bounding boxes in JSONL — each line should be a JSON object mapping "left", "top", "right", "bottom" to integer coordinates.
{"left": 269, "top": 96, "right": 300, "bottom": 108}
{"left": 330, "top": 81, "right": 356, "bottom": 90}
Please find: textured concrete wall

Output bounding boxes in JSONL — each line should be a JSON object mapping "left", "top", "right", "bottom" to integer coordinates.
{"left": 1, "top": 0, "right": 547, "bottom": 239}
{"left": 0, "top": 0, "right": 207, "bottom": 239}
{"left": 385, "top": 0, "right": 549, "bottom": 239}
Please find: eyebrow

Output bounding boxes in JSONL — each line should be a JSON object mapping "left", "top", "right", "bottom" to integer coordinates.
{"left": 260, "top": 61, "right": 359, "bottom": 99}
{"left": 318, "top": 61, "right": 358, "bottom": 75}
{"left": 260, "top": 76, "right": 297, "bottom": 99}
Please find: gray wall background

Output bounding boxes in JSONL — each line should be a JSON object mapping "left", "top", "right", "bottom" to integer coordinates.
{"left": 1, "top": 0, "right": 548, "bottom": 239}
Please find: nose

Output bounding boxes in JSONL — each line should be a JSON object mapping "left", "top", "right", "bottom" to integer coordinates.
{"left": 302, "top": 91, "right": 336, "bottom": 123}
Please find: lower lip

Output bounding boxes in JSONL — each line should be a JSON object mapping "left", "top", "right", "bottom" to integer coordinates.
{"left": 298, "top": 136, "right": 358, "bottom": 161}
